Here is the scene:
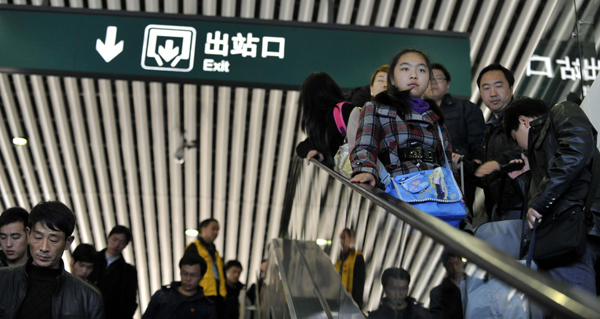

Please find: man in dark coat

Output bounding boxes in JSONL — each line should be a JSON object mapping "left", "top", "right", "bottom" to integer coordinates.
{"left": 223, "top": 260, "right": 244, "bottom": 319}
{"left": 0, "top": 201, "right": 103, "bottom": 319}
{"left": 429, "top": 251, "right": 465, "bottom": 319}
{"left": 458, "top": 64, "right": 523, "bottom": 221}
{"left": 502, "top": 97, "right": 600, "bottom": 294}
{"left": 424, "top": 63, "right": 486, "bottom": 214}
{"left": 89, "top": 225, "right": 138, "bottom": 319}
{"left": 143, "top": 255, "right": 217, "bottom": 319}
{"left": 0, "top": 207, "right": 29, "bottom": 267}
{"left": 368, "top": 267, "right": 430, "bottom": 319}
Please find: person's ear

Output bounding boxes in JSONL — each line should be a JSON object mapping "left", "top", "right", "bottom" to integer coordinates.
{"left": 64, "top": 235, "right": 75, "bottom": 251}
{"left": 518, "top": 115, "right": 530, "bottom": 128}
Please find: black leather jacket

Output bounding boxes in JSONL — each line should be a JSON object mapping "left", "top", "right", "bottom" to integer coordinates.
{"left": 439, "top": 94, "right": 486, "bottom": 161}
{"left": 527, "top": 101, "right": 600, "bottom": 237}
{"left": 0, "top": 258, "right": 104, "bottom": 319}
{"left": 464, "top": 111, "right": 523, "bottom": 213}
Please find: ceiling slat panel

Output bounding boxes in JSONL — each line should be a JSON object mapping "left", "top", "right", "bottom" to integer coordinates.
{"left": 213, "top": 86, "right": 231, "bottom": 253}
{"left": 365, "top": 214, "right": 397, "bottom": 309}
{"left": 149, "top": 82, "right": 173, "bottom": 284}
{"left": 202, "top": 0, "right": 217, "bottom": 15}
{"left": 453, "top": 0, "right": 477, "bottom": 32}
{"left": 5, "top": 75, "right": 41, "bottom": 206}
{"left": 0, "top": 159, "right": 15, "bottom": 209}
{"left": 115, "top": 80, "right": 151, "bottom": 312}
{"left": 221, "top": 0, "right": 235, "bottom": 17}
{"left": 469, "top": 0, "right": 498, "bottom": 64}
{"left": 500, "top": 0, "right": 541, "bottom": 68}
{"left": 297, "top": 0, "right": 315, "bottom": 22}
{"left": 316, "top": 0, "right": 329, "bottom": 23}
{"left": 31, "top": 76, "right": 73, "bottom": 209}
{"left": 80, "top": 79, "right": 114, "bottom": 244}
{"left": 394, "top": 0, "right": 416, "bottom": 28}
{"left": 132, "top": 81, "right": 161, "bottom": 295}
{"left": 266, "top": 90, "right": 299, "bottom": 246}
{"left": 183, "top": 84, "right": 198, "bottom": 247}
{"left": 474, "top": 1, "right": 519, "bottom": 73}
{"left": 144, "top": 0, "right": 159, "bottom": 12}
{"left": 260, "top": 0, "right": 275, "bottom": 19}
{"left": 51, "top": 77, "right": 90, "bottom": 246}
{"left": 247, "top": 89, "right": 282, "bottom": 284}
{"left": 414, "top": 0, "right": 435, "bottom": 30}
{"left": 107, "top": 0, "right": 121, "bottom": 10}
{"left": 355, "top": 0, "right": 375, "bottom": 26}
{"left": 241, "top": 0, "right": 255, "bottom": 18}
{"left": 354, "top": 199, "right": 370, "bottom": 250}
{"left": 164, "top": 0, "right": 178, "bottom": 13}
{"left": 278, "top": 0, "right": 295, "bottom": 20}
{"left": 336, "top": 0, "right": 354, "bottom": 24}
{"left": 199, "top": 85, "right": 214, "bottom": 223}
{"left": 374, "top": 0, "right": 394, "bottom": 27}
{"left": 433, "top": 0, "right": 456, "bottom": 31}
{"left": 88, "top": 0, "right": 103, "bottom": 9}
{"left": 65, "top": 78, "right": 105, "bottom": 246}
{"left": 183, "top": 0, "right": 198, "bottom": 14}
{"left": 225, "top": 88, "right": 249, "bottom": 262}
{"left": 97, "top": 79, "right": 134, "bottom": 266}
{"left": 0, "top": 76, "right": 30, "bottom": 209}
{"left": 238, "top": 88, "right": 265, "bottom": 274}
{"left": 126, "top": 0, "right": 140, "bottom": 11}
{"left": 166, "top": 83, "right": 184, "bottom": 280}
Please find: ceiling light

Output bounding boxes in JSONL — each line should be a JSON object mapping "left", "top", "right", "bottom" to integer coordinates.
{"left": 316, "top": 239, "right": 331, "bottom": 246}
{"left": 185, "top": 229, "right": 199, "bottom": 237}
{"left": 12, "top": 137, "right": 27, "bottom": 146}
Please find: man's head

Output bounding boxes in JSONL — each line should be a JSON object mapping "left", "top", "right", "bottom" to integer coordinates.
{"left": 370, "top": 64, "right": 389, "bottom": 97}
{"left": 477, "top": 64, "right": 515, "bottom": 116}
{"left": 0, "top": 207, "right": 29, "bottom": 266}
{"left": 225, "top": 260, "right": 243, "bottom": 286}
{"left": 503, "top": 97, "right": 550, "bottom": 151}
{"left": 339, "top": 228, "right": 355, "bottom": 253}
{"left": 441, "top": 250, "right": 465, "bottom": 282}
{"left": 27, "top": 201, "right": 76, "bottom": 269}
{"left": 381, "top": 268, "right": 410, "bottom": 310}
{"left": 106, "top": 225, "right": 132, "bottom": 259}
{"left": 70, "top": 243, "right": 97, "bottom": 281}
{"left": 199, "top": 218, "right": 219, "bottom": 244}
{"left": 424, "top": 63, "right": 451, "bottom": 102}
{"left": 179, "top": 255, "right": 207, "bottom": 295}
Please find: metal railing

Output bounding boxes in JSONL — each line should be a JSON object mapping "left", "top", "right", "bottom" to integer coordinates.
{"left": 304, "top": 160, "right": 600, "bottom": 319}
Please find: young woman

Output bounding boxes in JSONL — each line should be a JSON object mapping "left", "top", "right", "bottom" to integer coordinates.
{"left": 295, "top": 72, "right": 354, "bottom": 166}
{"left": 350, "top": 49, "right": 453, "bottom": 186}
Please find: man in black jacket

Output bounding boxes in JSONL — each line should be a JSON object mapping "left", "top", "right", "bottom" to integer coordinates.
{"left": 90, "top": 225, "right": 138, "bottom": 319}
{"left": 424, "top": 63, "right": 486, "bottom": 214}
{"left": 429, "top": 251, "right": 465, "bottom": 319}
{"left": 457, "top": 64, "right": 523, "bottom": 221}
{"left": 0, "top": 201, "right": 103, "bottom": 319}
{"left": 502, "top": 97, "right": 600, "bottom": 294}
{"left": 0, "top": 207, "right": 29, "bottom": 267}
{"left": 143, "top": 255, "right": 217, "bottom": 319}
{"left": 368, "top": 268, "right": 429, "bottom": 319}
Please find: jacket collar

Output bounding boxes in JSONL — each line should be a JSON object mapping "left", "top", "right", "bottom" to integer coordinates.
{"left": 21, "top": 257, "right": 68, "bottom": 292}
{"left": 170, "top": 281, "right": 208, "bottom": 301}
{"left": 531, "top": 114, "right": 550, "bottom": 150}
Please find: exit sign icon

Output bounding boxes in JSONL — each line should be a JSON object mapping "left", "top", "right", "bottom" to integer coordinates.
{"left": 141, "top": 25, "right": 196, "bottom": 72}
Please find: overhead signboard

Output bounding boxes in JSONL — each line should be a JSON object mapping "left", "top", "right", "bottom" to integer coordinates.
{"left": 0, "top": 6, "right": 472, "bottom": 95}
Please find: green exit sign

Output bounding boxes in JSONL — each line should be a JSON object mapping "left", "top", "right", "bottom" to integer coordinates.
{"left": 0, "top": 5, "right": 472, "bottom": 94}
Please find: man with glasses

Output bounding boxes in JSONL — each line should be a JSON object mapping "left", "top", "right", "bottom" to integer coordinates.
{"left": 424, "top": 63, "right": 486, "bottom": 215}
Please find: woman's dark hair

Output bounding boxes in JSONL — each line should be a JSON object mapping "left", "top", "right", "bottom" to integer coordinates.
{"left": 300, "top": 72, "right": 346, "bottom": 155}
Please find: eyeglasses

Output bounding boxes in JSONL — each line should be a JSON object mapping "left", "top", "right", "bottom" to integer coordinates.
{"left": 432, "top": 76, "right": 446, "bottom": 83}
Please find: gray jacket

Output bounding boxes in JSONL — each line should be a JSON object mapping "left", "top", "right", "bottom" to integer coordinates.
{"left": 0, "top": 258, "right": 104, "bottom": 319}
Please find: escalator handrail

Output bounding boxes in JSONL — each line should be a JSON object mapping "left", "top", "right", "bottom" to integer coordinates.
{"left": 310, "top": 160, "right": 600, "bottom": 319}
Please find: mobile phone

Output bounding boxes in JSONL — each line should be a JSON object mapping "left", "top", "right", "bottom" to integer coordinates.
{"left": 500, "top": 161, "right": 525, "bottom": 173}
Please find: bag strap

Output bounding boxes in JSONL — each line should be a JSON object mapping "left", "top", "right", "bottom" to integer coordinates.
{"left": 437, "top": 125, "right": 451, "bottom": 170}
{"left": 333, "top": 102, "right": 347, "bottom": 137}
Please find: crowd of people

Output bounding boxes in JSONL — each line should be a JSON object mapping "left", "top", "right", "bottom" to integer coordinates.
{"left": 1, "top": 46, "right": 600, "bottom": 318}
{"left": 0, "top": 206, "right": 248, "bottom": 319}
{"left": 298, "top": 47, "right": 600, "bottom": 317}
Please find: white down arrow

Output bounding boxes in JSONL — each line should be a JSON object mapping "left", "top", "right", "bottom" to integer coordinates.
{"left": 96, "top": 26, "right": 124, "bottom": 63}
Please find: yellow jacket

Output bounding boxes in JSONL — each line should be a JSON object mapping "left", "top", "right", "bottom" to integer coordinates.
{"left": 334, "top": 250, "right": 364, "bottom": 294}
{"left": 186, "top": 240, "right": 227, "bottom": 297}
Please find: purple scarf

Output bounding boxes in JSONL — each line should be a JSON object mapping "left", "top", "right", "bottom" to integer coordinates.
{"left": 410, "top": 98, "right": 430, "bottom": 114}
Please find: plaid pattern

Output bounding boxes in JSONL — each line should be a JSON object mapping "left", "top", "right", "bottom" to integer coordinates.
{"left": 350, "top": 101, "right": 453, "bottom": 182}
